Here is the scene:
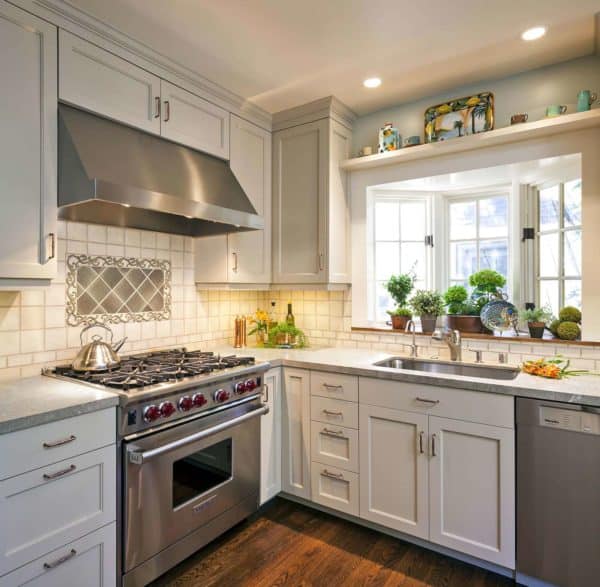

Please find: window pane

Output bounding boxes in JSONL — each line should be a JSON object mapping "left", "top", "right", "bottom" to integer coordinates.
{"left": 450, "top": 241, "right": 477, "bottom": 279}
{"left": 564, "top": 230, "right": 581, "bottom": 276}
{"left": 539, "top": 280, "right": 559, "bottom": 317}
{"left": 400, "top": 201, "right": 426, "bottom": 241}
{"left": 450, "top": 201, "right": 476, "bottom": 240}
{"left": 564, "top": 179, "right": 582, "bottom": 227}
{"left": 564, "top": 280, "right": 582, "bottom": 310}
{"left": 479, "top": 239, "right": 508, "bottom": 276}
{"left": 375, "top": 281, "right": 394, "bottom": 322}
{"left": 479, "top": 197, "right": 508, "bottom": 238}
{"left": 539, "top": 233, "right": 559, "bottom": 277}
{"left": 401, "top": 242, "right": 426, "bottom": 280}
{"left": 375, "top": 201, "right": 399, "bottom": 240}
{"left": 539, "top": 185, "right": 560, "bottom": 231}
{"left": 375, "top": 242, "right": 399, "bottom": 281}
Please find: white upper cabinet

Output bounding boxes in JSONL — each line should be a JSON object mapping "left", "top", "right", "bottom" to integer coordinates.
{"left": 272, "top": 113, "right": 352, "bottom": 285}
{"left": 59, "top": 30, "right": 161, "bottom": 135}
{"left": 0, "top": 1, "right": 57, "bottom": 282}
{"left": 161, "top": 80, "right": 229, "bottom": 159}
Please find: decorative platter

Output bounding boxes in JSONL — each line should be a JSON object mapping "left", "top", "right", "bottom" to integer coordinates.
{"left": 480, "top": 299, "right": 518, "bottom": 333}
{"left": 424, "top": 92, "right": 494, "bottom": 143}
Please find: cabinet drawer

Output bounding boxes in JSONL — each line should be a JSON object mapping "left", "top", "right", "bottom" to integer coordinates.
{"left": 311, "top": 396, "right": 358, "bottom": 429}
{"left": 0, "top": 445, "right": 116, "bottom": 575}
{"left": 0, "top": 522, "right": 116, "bottom": 587}
{"left": 310, "top": 422, "right": 358, "bottom": 472}
{"left": 311, "top": 371, "right": 358, "bottom": 402}
{"left": 359, "top": 377, "right": 514, "bottom": 428}
{"left": 311, "top": 462, "right": 358, "bottom": 516}
{"left": 0, "top": 408, "right": 115, "bottom": 480}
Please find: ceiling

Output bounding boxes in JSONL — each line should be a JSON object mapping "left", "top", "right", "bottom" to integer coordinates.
{"left": 68, "top": 0, "right": 600, "bottom": 116}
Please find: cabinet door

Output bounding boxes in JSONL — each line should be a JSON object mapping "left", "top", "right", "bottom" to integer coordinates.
{"left": 59, "top": 31, "right": 161, "bottom": 134}
{"left": 428, "top": 416, "right": 515, "bottom": 568}
{"left": 260, "top": 368, "right": 282, "bottom": 505}
{"left": 281, "top": 368, "right": 311, "bottom": 499}
{"left": 228, "top": 115, "right": 272, "bottom": 284}
{"left": 272, "top": 120, "right": 327, "bottom": 283}
{"left": 0, "top": 1, "right": 56, "bottom": 280}
{"left": 194, "top": 235, "right": 228, "bottom": 283}
{"left": 161, "top": 80, "right": 229, "bottom": 158}
{"left": 359, "top": 405, "right": 429, "bottom": 539}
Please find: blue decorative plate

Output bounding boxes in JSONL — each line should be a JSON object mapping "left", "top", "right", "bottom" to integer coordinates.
{"left": 480, "top": 300, "right": 518, "bottom": 332}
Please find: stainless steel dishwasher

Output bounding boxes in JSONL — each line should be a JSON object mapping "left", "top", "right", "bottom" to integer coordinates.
{"left": 517, "top": 398, "right": 600, "bottom": 587}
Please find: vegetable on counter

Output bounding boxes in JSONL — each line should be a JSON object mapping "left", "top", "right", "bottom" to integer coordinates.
{"left": 521, "top": 356, "right": 593, "bottom": 379}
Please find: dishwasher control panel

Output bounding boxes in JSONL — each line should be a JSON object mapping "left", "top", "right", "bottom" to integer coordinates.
{"left": 540, "top": 405, "right": 600, "bottom": 435}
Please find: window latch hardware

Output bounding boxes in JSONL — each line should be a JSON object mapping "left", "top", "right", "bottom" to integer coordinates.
{"left": 424, "top": 234, "right": 434, "bottom": 247}
{"left": 522, "top": 227, "right": 535, "bottom": 241}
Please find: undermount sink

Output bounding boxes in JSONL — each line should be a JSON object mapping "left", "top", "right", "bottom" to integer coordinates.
{"left": 374, "top": 357, "right": 520, "bottom": 380}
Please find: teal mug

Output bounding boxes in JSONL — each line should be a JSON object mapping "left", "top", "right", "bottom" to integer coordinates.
{"left": 546, "top": 104, "right": 567, "bottom": 118}
{"left": 577, "top": 90, "right": 597, "bottom": 112}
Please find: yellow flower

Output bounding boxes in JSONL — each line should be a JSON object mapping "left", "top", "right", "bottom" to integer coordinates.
{"left": 466, "top": 96, "right": 480, "bottom": 107}
{"left": 436, "top": 104, "right": 451, "bottom": 114}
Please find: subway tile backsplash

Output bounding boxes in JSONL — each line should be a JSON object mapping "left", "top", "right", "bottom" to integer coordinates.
{"left": 0, "top": 219, "right": 599, "bottom": 380}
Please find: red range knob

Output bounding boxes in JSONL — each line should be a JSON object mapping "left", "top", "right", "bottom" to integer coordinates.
{"left": 159, "top": 401, "right": 176, "bottom": 418}
{"left": 214, "top": 389, "right": 230, "bottom": 403}
{"left": 178, "top": 396, "right": 193, "bottom": 412}
{"left": 245, "top": 379, "right": 257, "bottom": 391}
{"left": 143, "top": 404, "right": 161, "bottom": 423}
{"left": 234, "top": 381, "right": 247, "bottom": 394}
{"left": 192, "top": 393, "right": 207, "bottom": 407}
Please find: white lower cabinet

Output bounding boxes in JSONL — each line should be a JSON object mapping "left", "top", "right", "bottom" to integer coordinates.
{"left": 260, "top": 368, "right": 282, "bottom": 505}
{"left": 311, "top": 462, "right": 358, "bottom": 516}
{"left": 310, "top": 422, "right": 358, "bottom": 473}
{"left": 0, "top": 523, "right": 116, "bottom": 587}
{"left": 428, "top": 416, "right": 515, "bottom": 568}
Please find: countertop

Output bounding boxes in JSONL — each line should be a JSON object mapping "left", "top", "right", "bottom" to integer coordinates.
{"left": 0, "top": 375, "right": 119, "bottom": 434}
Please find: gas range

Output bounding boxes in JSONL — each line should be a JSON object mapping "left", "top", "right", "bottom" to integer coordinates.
{"left": 44, "top": 348, "right": 271, "bottom": 437}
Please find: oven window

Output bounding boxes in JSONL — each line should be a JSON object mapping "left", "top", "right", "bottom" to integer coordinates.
{"left": 172, "top": 438, "right": 232, "bottom": 508}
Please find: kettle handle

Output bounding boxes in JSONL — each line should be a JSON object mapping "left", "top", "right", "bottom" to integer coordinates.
{"left": 80, "top": 323, "right": 114, "bottom": 345}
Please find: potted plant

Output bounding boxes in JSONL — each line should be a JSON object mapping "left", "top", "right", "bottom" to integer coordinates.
{"left": 384, "top": 273, "right": 415, "bottom": 329}
{"left": 409, "top": 290, "right": 445, "bottom": 334}
{"left": 469, "top": 269, "right": 506, "bottom": 308}
{"left": 443, "top": 285, "right": 484, "bottom": 333}
{"left": 247, "top": 309, "right": 269, "bottom": 346}
{"left": 266, "top": 322, "right": 307, "bottom": 348}
{"left": 521, "top": 306, "right": 552, "bottom": 338}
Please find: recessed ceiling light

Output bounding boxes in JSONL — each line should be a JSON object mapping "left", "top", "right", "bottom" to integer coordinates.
{"left": 521, "top": 26, "right": 546, "bottom": 41}
{"left": 363, "top": 77, "right": 382, "bottom": 89}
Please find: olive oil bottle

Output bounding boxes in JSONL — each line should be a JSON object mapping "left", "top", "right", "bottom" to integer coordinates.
{"left": 286, "top": 303, "right": 295, "bottom": 327}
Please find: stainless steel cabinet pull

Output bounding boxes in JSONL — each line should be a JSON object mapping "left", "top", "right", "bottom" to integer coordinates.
{"left": 43, "top": 549, "right": 76, "bottom": 569}
{"left": 431, "top": 433, "right": 437, "bottom": 457}
{"left": 419, "top": 431, "right": 425, "bottom": 454}
{"left": 415, "top": 397, "right": 440, "bottom": 405}
{"left": 46, "top": 233, "right": 56, "bottom": 261}
{"left": 43, "top": 464, "right": 76, "bottom": 480}
{"left": 164, "top": 100, "right": 170, "bottom": 122}
{"left": 154, "top": 96, "right": 161, "bottom": 118}
{"left": 262, "top": 383, "right": 269, "bottom": 403}
{"left": 43, "top": 434, "right": 76, "bottom": 449}
{"left": 232, "top": 252, "right": 238, "bottom": 272}
{"left": 322, "top": 427, "right": 345, "bottom": 438}
{"left": 318, "top": 253, "right": 324, "bottom": 271}
{"left": 323, "top": 384, "right": 343, "bottom": 391}
{"left": 322, "top": 409, "right": 343, "bottom": 417}
{"left": 322, "top": 469, "right": 344, "bottom": 479}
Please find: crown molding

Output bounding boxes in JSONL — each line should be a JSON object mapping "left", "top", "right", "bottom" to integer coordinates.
{"left": 10, "top": 0, "right": 272, "bottom": 130}
{"left": 272, "top": 96, "right": 357, "bottom": 132}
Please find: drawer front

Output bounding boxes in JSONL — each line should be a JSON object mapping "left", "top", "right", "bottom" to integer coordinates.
{"left": 359, "top": 377, "right": 514, "bottom": 429}
{"left": 311, "top": 396, "right": 358, "bottom": 429}
{"left": 0, "top": 522, "right": 116, "bottom": 587}
{"left": 0, "top": 408, "right": 115, "bottom": 480}
{"left": 0, "top": 445, "right": 116, "bottom": 575}
{"left": 311, "top": 371, "right": 358, "bottom": 402}
{"left": 311, "top": 462, "right": 358, "bottom": 516}
{"left": 310, "top": 422, "right": 358, "bottom": 473}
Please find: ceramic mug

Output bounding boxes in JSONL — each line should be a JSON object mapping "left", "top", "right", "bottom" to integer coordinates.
{"left": 546, "top": 104, "right": 567, "bottom": 118}
{"left": 577, "top": 90, "right": 597, "bottom": 112}
{"left": 510, "top": 113, "right": 528, "bottom": 125}
{"left": 404, "top": 135, "right": 421, "bottom": 146}
{"left": 359, "top": 146, "right": 373, "bottom": 156}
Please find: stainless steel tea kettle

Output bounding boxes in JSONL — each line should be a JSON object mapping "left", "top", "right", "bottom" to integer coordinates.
{"left": 72, "top": 323, "right": 127, "bottom": 372}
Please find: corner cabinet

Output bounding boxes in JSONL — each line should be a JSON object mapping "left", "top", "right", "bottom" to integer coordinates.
{"left": 194, "top": 115, "right": 272, "bottom": 286}
{"left": 0, "top": 0, "right": 57, "bottom": 283}
{"left": 272, "top": 117, "right": 352, "bottom": 285}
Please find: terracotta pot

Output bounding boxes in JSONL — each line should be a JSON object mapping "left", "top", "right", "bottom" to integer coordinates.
{"left": 528, "top": 322, "right": 546, "bottom": 338}
{"left": 420, "top": 314, "right": 438, "bottom": 334}
{"left": 444, "top": 315, "right": 484, "bottom": 333}
{"left": 390, "top": 315, "right": 411, "bottom": 330}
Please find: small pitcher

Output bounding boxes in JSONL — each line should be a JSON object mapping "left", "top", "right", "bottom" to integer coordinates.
{"left": 577, "top": 90, "right": 597, "bottom": 112}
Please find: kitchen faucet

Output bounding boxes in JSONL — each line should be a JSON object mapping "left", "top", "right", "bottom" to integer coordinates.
{"left": 432, "top": 328, "right": 462, "bottom": 361}
{"left": 405, "top": 320, "right": 418, "bottom": 357}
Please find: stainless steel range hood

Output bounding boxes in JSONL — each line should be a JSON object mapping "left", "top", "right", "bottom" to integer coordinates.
{"left": 58, "top": 105, "right": 263, "bottom": 236}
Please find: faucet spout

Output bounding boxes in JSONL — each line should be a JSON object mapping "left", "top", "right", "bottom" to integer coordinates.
{"left": 405, "top": 320, "right": 418, "bottom": 357}
{"left": 432, "top": 328, "right": 462, "bottom": 361}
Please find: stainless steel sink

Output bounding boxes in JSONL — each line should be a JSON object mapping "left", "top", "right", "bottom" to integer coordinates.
{"left": 374, "top": 357, "right": 520, "bottom": 380}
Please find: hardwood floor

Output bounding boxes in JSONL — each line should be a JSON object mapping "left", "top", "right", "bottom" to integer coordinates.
{"left": 151, "top": 498, "right": 516, "bottom": 587}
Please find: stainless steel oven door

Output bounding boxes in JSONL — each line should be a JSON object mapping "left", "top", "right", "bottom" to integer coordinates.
{"left": 123, "top": 398, "right": 266, "bottom": 573}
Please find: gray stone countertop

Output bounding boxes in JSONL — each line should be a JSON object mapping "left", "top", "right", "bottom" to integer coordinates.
{"left": 0, "top": 375, "right": 119, "bottom": 435}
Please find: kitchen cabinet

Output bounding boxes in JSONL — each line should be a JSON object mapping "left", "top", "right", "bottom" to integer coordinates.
{"left": 311, "top": 462, "right": 359, "bottom": 516}
{"left": 272, "top": 117, "right": 352, "bottom": 285}
{"left": 0, "top": 1, "right": 57, "bottom": 282}
{"left": 195, "top": 115, "right": 272, "bottom": 285}
{"left": 281, "top": 368, "right": 311, "bottom": 499}
{"left": 260, "top": 368, "right": 282, "bottom": 505}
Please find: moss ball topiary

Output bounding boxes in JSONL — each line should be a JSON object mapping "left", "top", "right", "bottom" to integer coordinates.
{"left": 549, "top": 319, "right": 561, "bottom": 336}
{"left": 557, "top": 321, "right": 581, "bottom": 341}
{"left": 559, "top": 306, "right": 582, "bottom": 324}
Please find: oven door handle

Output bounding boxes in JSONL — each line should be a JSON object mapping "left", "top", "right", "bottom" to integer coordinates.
{"left": 127, "top": 404, "right": 269, "bottom": 465}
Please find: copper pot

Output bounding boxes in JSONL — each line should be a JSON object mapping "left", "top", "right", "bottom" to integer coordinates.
{"left": 390, "top": 315, "right": 410, "bottom": 330}
{"left": 445, "top": 315, "right": 485, "bottom": 333}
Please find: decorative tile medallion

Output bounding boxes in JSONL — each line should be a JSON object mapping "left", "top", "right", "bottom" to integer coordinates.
{"left": 66, "top": 254, "right": 171, "bottom": 326}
